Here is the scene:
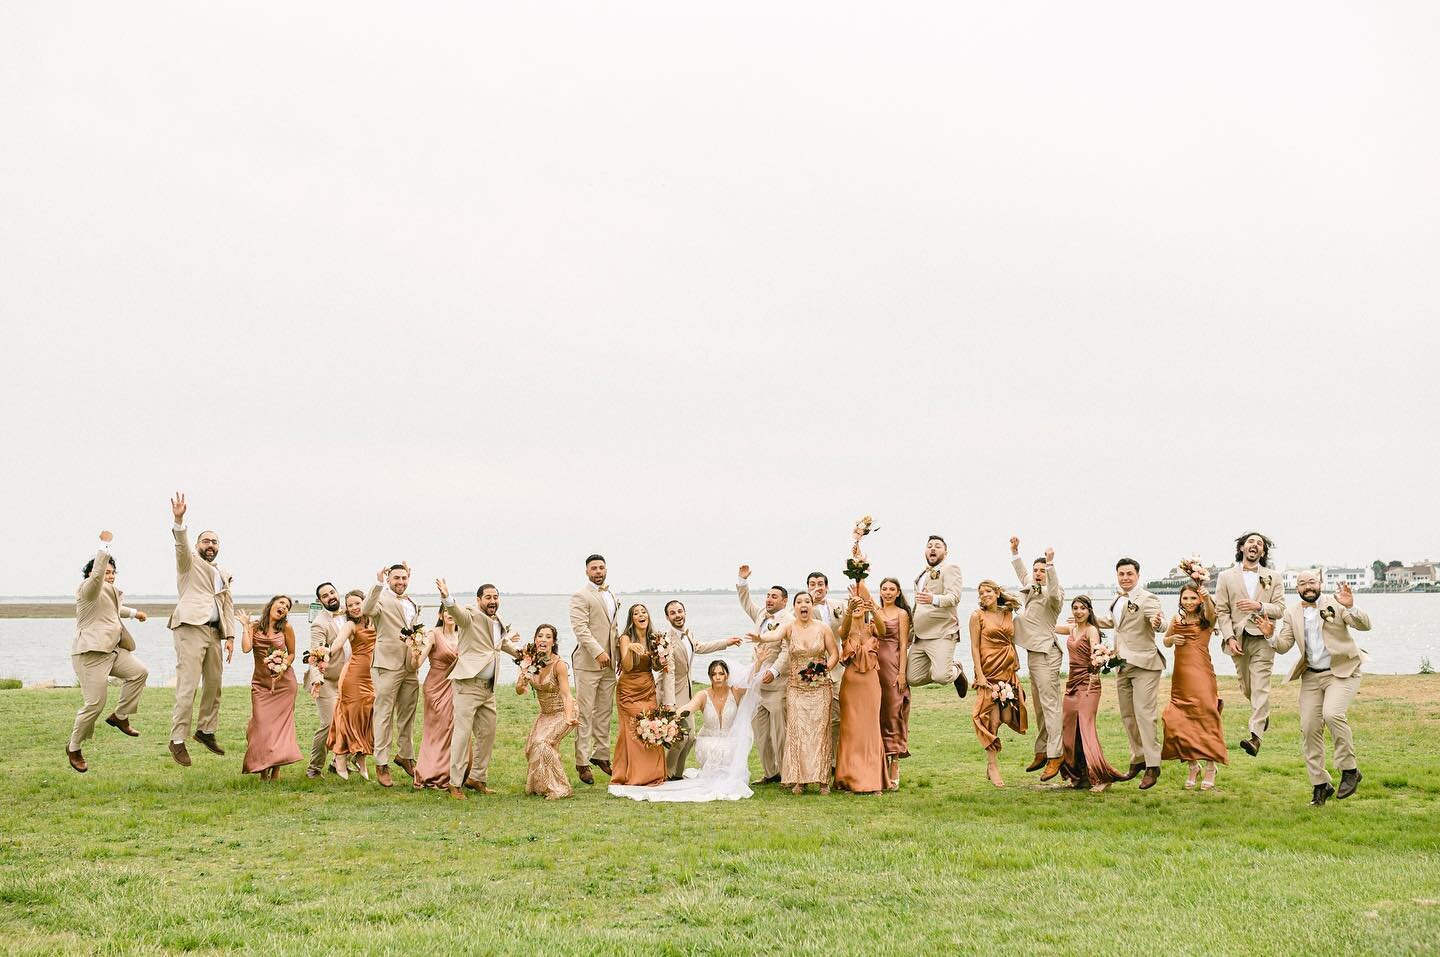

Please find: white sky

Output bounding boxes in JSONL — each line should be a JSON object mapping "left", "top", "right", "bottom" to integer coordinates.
{"left": 2, "top": 3, "right": 1437, "bottom": 597}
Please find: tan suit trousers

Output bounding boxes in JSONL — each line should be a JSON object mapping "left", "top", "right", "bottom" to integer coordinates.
{"left": 70, "top": 649, "right": 148, "bottom": 751}
{"left": 171, "top": 623, "right": 223, "bottom": 743}
{"left": 906, "top": 636, "right": 960, "bottom": 686}
{"left": 371, "top": 666, "right": 419, "bottom": 767}
{"left": 1027, "top": 646, "right": 1064, "bottom": 760}
{"left": 450, "top": 676, "right": 498, "bottom": 787}
{"left": 1299, "top": 669, "right": 1361, "bottom": 785}
{"left": 752, "top": 678, "right": 787, "bottom": 778}
{"left": 1116, "top": 663, "right": 1163, "bottom": 767}
{"left": 1233, "top": 635, "right": 1276, "bottom": 739}
{"left": 573, "top": 666, "right": 616, "bottom": 765}
{"left": 307, "top": 676, "right": 340, "bottom": 773}
{"left": 667, "top": 679, "right": 697, "bottom": 778}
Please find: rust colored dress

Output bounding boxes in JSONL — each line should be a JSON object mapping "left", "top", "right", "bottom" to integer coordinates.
{"left": 876, "top": 609, "right": 911, "bottom": 762}
{"left": 1059, "top": 628, "right": 1123, "bottom": 787}
{"left": 414, "top": 629, "right": 458, "bottom": 788}
{"left": 242, "top": 629, "right": 303, "bottom": 774}
{"left": 524, "top": 662, "right": 574, "bottom": 799}
{"left": 1162, "top": 614, "right": 1229, "bottom": 764}
{"left": 835, "top": 614, "right": 885, "bottom": 794}
{"left": 611, "top": 641, "right": 667, "bottom": 787}
{"left": 972, "top": 611, "right": 1028, "bottom": 752}
{"left": 781, "top": 620, "right": 834, "bottom": 787}
{"left": 328, "top": 621, "right": 376, "bottom": 756}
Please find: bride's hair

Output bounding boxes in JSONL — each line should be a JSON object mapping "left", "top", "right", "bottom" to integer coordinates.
{"left": 707, "top": 660, "right": 730, "bottom": 680}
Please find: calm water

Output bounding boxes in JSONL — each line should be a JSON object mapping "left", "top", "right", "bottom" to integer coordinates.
{"left": 3, "top": 591, "right": 1438, "bottom": 686}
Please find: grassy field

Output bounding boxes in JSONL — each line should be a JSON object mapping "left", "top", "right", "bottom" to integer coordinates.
{"left": 3, "top": 676, "right": 1439, "bottom": 956}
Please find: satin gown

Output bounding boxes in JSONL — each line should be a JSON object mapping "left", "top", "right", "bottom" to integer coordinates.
{"left": 1059, "top": 629, "right": 1124, "bottom": 787}
{"left": 524, "top": 663, "right": 574, "bottom": 799}
{"left": 876, "top": 609, "right": 911, "bottom": 761}
{"left": 972, "top": 611, "right": 1028, "bottom": 752}
{"left": 242, "top": 630, "right": 303, "bottom": 774}
{"left": 834, "top": 615, "right": 884, "bottom": 794}
{"left": 611, "top": 642, "right": 667, "bottom": 787}
{"left": 328, "top": 622, "right": 375, "bottom": 756}
{"left": 414, "top": 629, "right": 458, "bottom": 788}
{"left": 1162, "top": 615, "right": 1230, "bottom": 764}
{"left": 781, "top": 620, "right": 834, "bottom": 787}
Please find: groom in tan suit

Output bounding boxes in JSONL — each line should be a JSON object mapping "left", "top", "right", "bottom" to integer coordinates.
{"left": 737, "top": 566, "right": 793, "bottom": 784}
{"left": 1010, "top": 539, "right": 1064, "bottom": 781}
{"left": 304, "top": 582, "right": 348, "bottom": 778}
{"left": 167, "top": 493, "right": 238, "bottom": 767}
{"left": 570, "top": 554, "right": 619, "bottom": 785}
{"left": 439, "top": 579, "right": 520, "bottom": 798}
{"left": 906, "top": 535, "right": 969, "bottom": 696}
{"left": 1095, "top": 557, "right": 1167, "bottom": 789}
{"left": 1263, "top": 573, "right": 1371, "bottom": 806}
{"left": 1214, "top": 531, "right": 1286, "bottom": 756}
{"left": 661, "top": 599, "right": 741, "bottom": 780}
{"left": 67, "top": 533, "right": 149, "bottom": 772}
{"left": 362, "top": 563, "right": 422, "bottom": 788}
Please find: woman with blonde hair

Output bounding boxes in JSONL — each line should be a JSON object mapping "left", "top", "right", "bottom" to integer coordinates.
{"left": 970, "top": 580, "right": 1028, "bottom": 787}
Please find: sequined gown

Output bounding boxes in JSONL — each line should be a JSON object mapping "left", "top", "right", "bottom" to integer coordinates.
{"left": 525, "top": 663, "right": 574, "bottom": 799}
{"left": 781, "top": 620, "right": 834, "bottom": 786}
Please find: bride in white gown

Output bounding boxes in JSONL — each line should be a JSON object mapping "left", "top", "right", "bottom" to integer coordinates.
{"left": 609, "top": 659, "right": 759, "bottom": 802}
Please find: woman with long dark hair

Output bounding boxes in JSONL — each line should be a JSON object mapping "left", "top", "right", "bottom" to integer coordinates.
{"left": 517, "top": 624, "right": 578, "bottom": 800}
{"left": 1162, "top": 578, "right": 1229, "bottom": 789}
{"left": 875, "top": 577, "right": 912, "bottom": 789}
{"left": 328, "top": 589, "right": 375, "bottom": 781}
{"left": 241, "top": 595, "right": 302, "bottom": 780}
{"left": 609, "top": 604, "right": 668, "bottom": 787}
{"left": 412, "top": 607, "right": 459, "bottom": 790}
{"left": 1057, "top": 595, "right": 1124, "bottom": 792}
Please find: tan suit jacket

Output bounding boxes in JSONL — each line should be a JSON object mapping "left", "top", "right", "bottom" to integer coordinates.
{"left": 166, "top": 527, "right": 238, "bottom": 639}
{"left": 73, "top": 548, "right": 138, "bottom": 655}
{"left": 362, "top": 584, "right": 423, "bottom": 672}
{"left": 912, "top": 563, "right": 964, "bottom": 641}
{"left": 1095, "top": 588, "right": 1165, "bottom": 672}
{"left": 447, "top": 602, "right": 521, "bottom": 683}
{"left": 569, "top": 584, "right": 620, "bottom": 672}
{"left": 1214, "top": 565, "right": 1286, "bottom": 640}
{"left": 1272, "top": 599, "right": 1371, "bottom": 681}
{"left": 667, "top": 627, "right": 733, "bottom": 702}
{"left": 736, "top": 581, "right": 793, "bottom": 678}
{"left": 304, "top": 608, "right": 348, "bottom": 686}
{"left": 1010, "top": 557, "right": 1063, "bottom": 653}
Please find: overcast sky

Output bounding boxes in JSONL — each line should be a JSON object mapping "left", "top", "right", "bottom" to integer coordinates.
{"left": 2, "top": 3, "right": 1436, "bottom": 598}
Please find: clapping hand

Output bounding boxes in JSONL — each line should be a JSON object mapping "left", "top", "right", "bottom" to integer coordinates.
{"left": 1336, "top": 582, "right": 1355, "bottom": 608}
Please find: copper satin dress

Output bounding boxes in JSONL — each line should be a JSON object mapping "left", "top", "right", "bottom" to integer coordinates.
{"left": 781, "top": 621, "right": 834, "bottom": 786}
{"left": 876, "top": 609, "right": 911, "bottom": 760}
{"left": 414, "top": 629, "right": 458, "bottom": 788}
{"left": 1162, "top": 614, "right": 1229, "bottom": 764}
{"left": 524, "top": 662, "right": 574, "bottom": 799}
{"left": 611, "top": 642, "right": 667, "bottom": 787}
{"left": 834, "top": 614, "right": 884, "bottom": 793}
{"left": 327, "top": 621, "right": 375, "bottom": 756}
{"left": 242, "top": 629, "right": 303, "bottom": 774}
{"left": 972, "top": 611, "right": 1028, "bottom": 752}
{"left": 1059, "top": 629, "right": 1123, "bottom": 786}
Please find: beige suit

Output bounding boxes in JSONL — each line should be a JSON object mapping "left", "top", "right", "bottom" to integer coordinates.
{"left": 664, "top": 626, "right": 734, "bottom": 779}
{"left": 445, "top": 600, "right": 520, "bottom": 787}
{"left": 167, "top": 526, "right": 237, "bottom": 743}
{"left": 737, "top": 581, "right": 793, "bottom": 779}
{"left": 569, "top": 583, "right": 620, "bottom": 766}
{"left": 1214, "top": 564, "right": 1286, "bottom": 740}
{"left": 1096, "top": 588, "right": 1166, "bottom": 767}
{"left": 1011, "top": 557, "right": 1065, "bottom": 760}
{"left": 361, "top": 584, "right": 422, "bottom": 767}
{"left": 1271, "top": 598, "right": 1372, "bottom": 785}
{"left": 907, "top": 563, "right": 965, "bottom": 686}
{"left": 304, "top": 609, "right": 349, "bottom": 773}
{"left": 69, "top": 548, "right": 149, "bottom": 751}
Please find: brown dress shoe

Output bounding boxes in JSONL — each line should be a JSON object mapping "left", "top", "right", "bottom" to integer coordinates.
{"left": 305, "top": 768, "right": 321, "bottom": 779}
{"left": 1240, "top": 734, "right": 1260, "bottom": 757}
{"left": 590, "top": 758, "right": 612, "bottom": 776}
{"left": 394, "top": 757, "right": 417, "bottom": 778}
{"left": 1039, "top": 757, "right": 1063, "bottom": 782}
{"left": 1336, "top": 768, "right": 1362, "bottom": 800}
{"left": 468, "top": 782, "right": 497, "bottom": 795}
{"left": 169, "top": 741, "right": 192, "bottom": 766}
{"left": 447, "top": 786, "right": 467, "bottom": 800}
{"left": 66, "top": 747, "right": 87, "bottom": 773}
{"left": 953, "top": 671, "right": 969, "bottom": 699}
{"left": 1025, "top": 754, "right": 1047, "bottom": 773}
{"left": 106, "top": 714, "right": 140, "bottom": 737}
{"left": 1138, "top": 766, "right": 1160, "bottom": 790}
{"left": 576, "top": 764, "right": 595, "bottom": 785}
{"left": 1119, "top": 761, "right": 1144, "bottom": 782}
{"left": 376, "top": 765, "right": 394, "bottom": 788}
{"left": 193, "top": 730, "right": 225, "bottom": 755}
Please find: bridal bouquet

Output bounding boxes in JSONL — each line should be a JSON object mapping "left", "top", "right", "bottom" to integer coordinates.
{"left": 993, "top": 680, "right": 1020, "bottom": 719}
{"left": 648, "top": 633, "right": 674, "bottom": 673}
{"left": 262, "top": 648, "right": 288, "bottom": 675}
{"left": 400, "top": 614, "right": 426, "bottom": 653}
{"left": 797, "top": 660, "right": 830, "bottom": 685}
{"left": 1090, "top": 643, "right": 1126, "bottom": 675}
{"left": 1177, "top": 556, "right": 1210, "bottom": 583}
{"left": 845, "top": 515, "right": 879, "bottom": 581}
{"left": 633, "top": 707, "right": 689, "bottom": 750}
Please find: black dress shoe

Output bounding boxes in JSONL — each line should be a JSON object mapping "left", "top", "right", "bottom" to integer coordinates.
{"left": 193, "top": 730, "right": 225, "bottom": 755}
{"left": 1310, "top": 782, "right": 1336, "bottom": 806}
{"left": 1239, "top": 734, "right": 1260, "bottom": 757}
{"left": 1337, "top": 768, "right": 1362, "bottom": 800}
{"left": 953, "top": 671, "right": 969, "bottom": 699}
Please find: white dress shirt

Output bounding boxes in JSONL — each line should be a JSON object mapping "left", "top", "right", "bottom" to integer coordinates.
{"left": 1302, "top": 606, "right": 1330, "bottom": 670}
{"left": 1111, "top": 593, "right": 1129, "bottom": 625}
{"left": 1242, "top": 568, "right": 1260, "bottom": 599}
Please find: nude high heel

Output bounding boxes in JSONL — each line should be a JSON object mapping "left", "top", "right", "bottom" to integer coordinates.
{"left": 1185, "top": 762, "right": 1200, "bottom": 789}
{"left": 335, "top": 756, "right": 351, "bottom": 781}
{"left": 1200, "top": 762, "right": 1217, "bottom": 791}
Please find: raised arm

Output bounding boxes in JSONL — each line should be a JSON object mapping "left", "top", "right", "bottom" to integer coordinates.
{"left": 1010, "top": 554, "right": 1031, "bottom": 589}
{"left": 170, "top": 493, "right": 193, "bottom": 574}
{"left": 361, "top": 575, "right": 384, "bottom": 618}
{"left": 79, "top": 547, "right": 108, "bottom": 601}
{"left": 735, "top": 567, "right": 762, "bottom": 623}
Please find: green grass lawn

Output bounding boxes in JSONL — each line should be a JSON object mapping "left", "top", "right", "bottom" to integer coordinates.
{"left": 4, "top": 676, "right": 1439, "bottom": 955}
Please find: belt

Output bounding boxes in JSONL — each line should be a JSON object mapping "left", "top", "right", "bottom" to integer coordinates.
{"left": 1306, "top": 666, "right": 1331, "bottom": 674}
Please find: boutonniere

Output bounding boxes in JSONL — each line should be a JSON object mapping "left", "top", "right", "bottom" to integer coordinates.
{"left": 764, "top": 620, "right": 779, "bottom": 632}
{"left": 1126, "top": 600, "right": 1139, "bottom": 613}
{"left": 1029, "top": 583, "right": 1043, "bottom": 596}
{"left": 929, "top": 569, "right": 940, "bottom": 581}
{"left": 1320, "top": 607, "right": 1336, "bottom": 622}
{"left": 1259, "top": 574, "right": 1272, "bottom": 588}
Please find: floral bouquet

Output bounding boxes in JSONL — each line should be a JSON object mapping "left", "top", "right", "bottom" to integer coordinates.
{"left": 845, "top": 515, "right": 879, "bottom": 582}
{"left": 400, "top": 613, "right": 426, "bottom": 654}
{"left": 798, "top": 660, "right": 830, "bottom": 685}
{"left": 262, "top": 648, "right": 288, "bottom": 676}
{"left": 633, "top": 707, "right": 689, "bottom": 750}
{"left": 1090, "top": 643, "right": 1127, "bottom": 675}
{"left": 1177, "top": 556, "right": 1210, "bottom": 584}
{"left": 648, "top": 632, "right": 674, "bottom": 673}
{"left": 521, "top": 646, "right": 552, "bottom": 678}
{"left": 993, "top": 679, "right": 1020, "bottom": 719}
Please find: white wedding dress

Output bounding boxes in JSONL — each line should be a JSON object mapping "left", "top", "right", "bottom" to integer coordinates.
{"left": 608, "top": 677, "right": 760, "bottom": 803}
